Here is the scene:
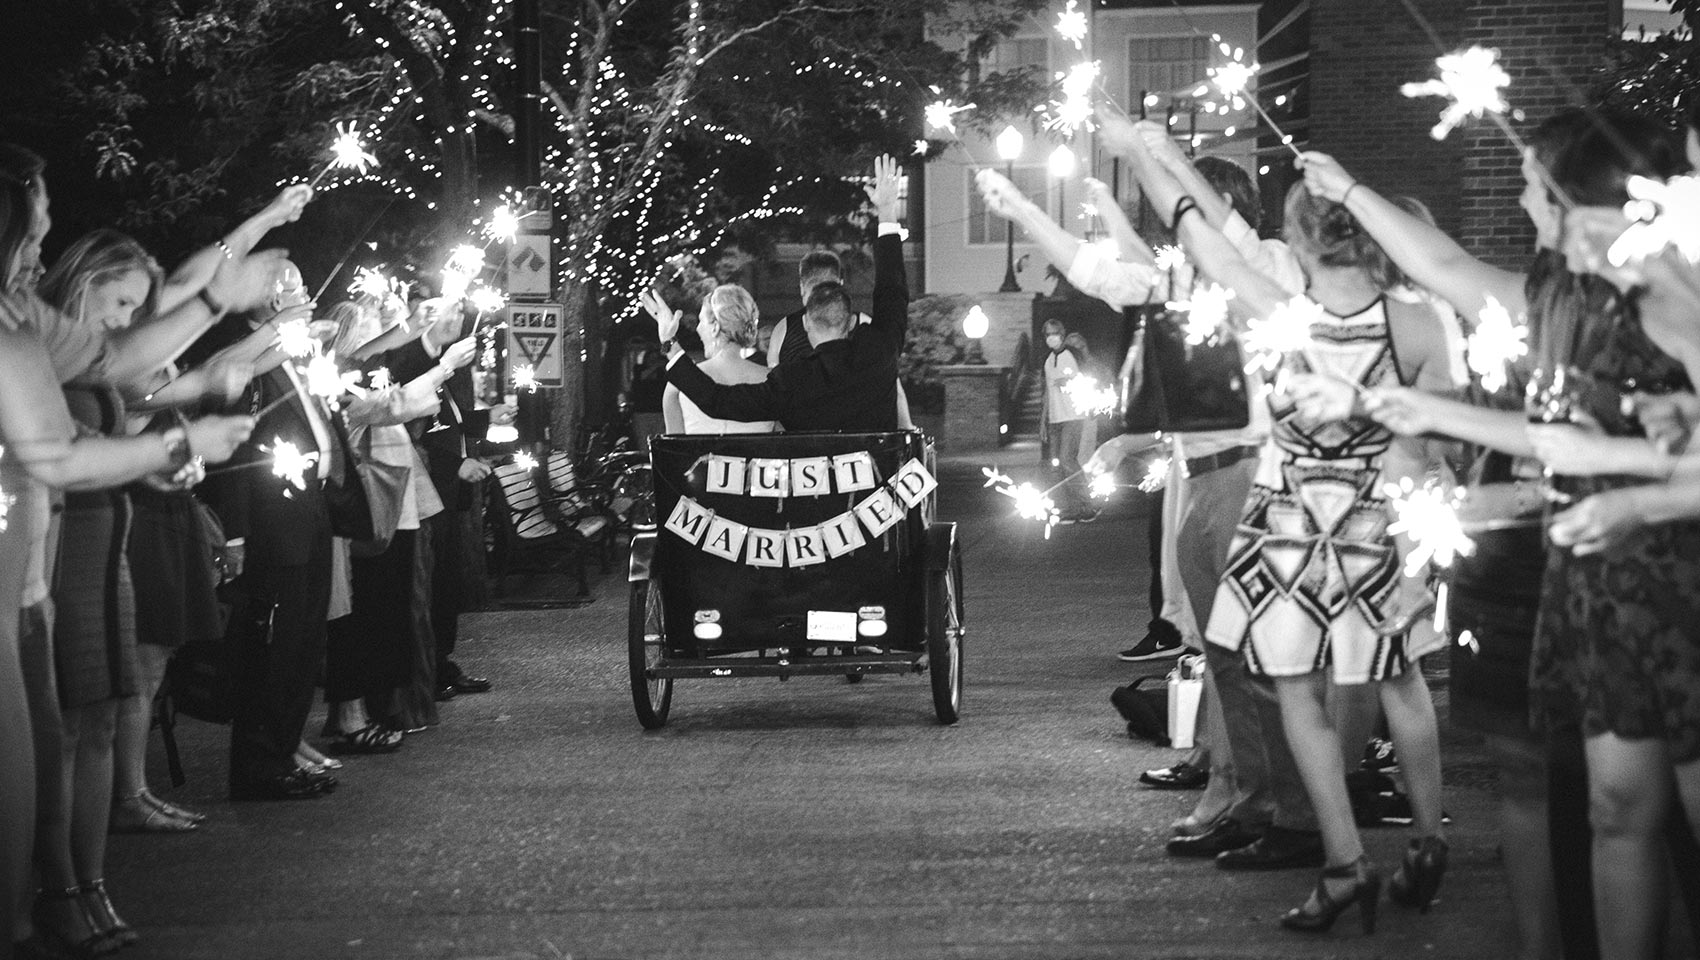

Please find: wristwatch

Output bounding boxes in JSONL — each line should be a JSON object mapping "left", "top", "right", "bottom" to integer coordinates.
{"left": 162, "top": 425, "right": 192, "bottom": 471}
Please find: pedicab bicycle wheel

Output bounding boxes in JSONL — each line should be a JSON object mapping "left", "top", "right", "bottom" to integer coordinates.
{"left": 926, "top": 542, "right": 964, "bottom": 724}
{"left": 628, "top": 578, "right": 673, "bottom": 729}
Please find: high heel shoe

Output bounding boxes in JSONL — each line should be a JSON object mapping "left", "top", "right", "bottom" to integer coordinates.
{"left": 1389, "top": 835, "right": 1450, "bottom": 913}
{"left": 1280, "top": 856, "right": 1381, "bottom": 935}
{"left": 79, "top": 880, "right": 138, "bottom": 947}
{"left": 111, "top": 792, "right": 196, "bottom": 833}
{"left": 34, "top": 886, "right": 119, "bottom": 958}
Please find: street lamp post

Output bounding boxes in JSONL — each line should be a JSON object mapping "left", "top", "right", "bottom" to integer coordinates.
{"left": 996, "top": 124, "right": 1024, "bottom": 293}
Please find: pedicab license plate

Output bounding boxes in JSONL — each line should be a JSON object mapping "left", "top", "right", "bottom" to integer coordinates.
{"left": 806, "top": 610, "right": 857, "bottom": 643}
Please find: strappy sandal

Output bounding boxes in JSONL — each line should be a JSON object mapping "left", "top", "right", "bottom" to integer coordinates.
{"left": 325, "top": 722, "right": 404, "bottom": 754}
{"left": 35, "top": 886, "right": 119, "bottom": 958}
{"left": 110, "top": 793, "right": 196, "bottom": 834}
{"left": 139, "top": 788, "right": 206, "bottom": 823}
{"left": 80, "top": 880, "right": 138, "bottom": 948}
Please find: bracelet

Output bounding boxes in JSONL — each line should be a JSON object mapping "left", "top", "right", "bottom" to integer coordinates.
{"left": 215, "top": 239, "right": 235, "bottom": 261}
{"left": 198, "top": 288, "right": 227, "bottom": 314}
{"left": 1169, "top": 197, "right": 1200, "bottom": 232}
{"left": 1341, "top": 182, "right": 1361, "bottom": 207}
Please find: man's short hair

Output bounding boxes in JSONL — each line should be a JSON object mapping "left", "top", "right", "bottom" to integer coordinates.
{"left": 802, "top": 279, "right": 853, "bottom": 336}
{"left": 1192, "top": 156, "right": 1260, "bottom": 230}
{"left": 798, "top": 249, "right": 843, "bottom": 297}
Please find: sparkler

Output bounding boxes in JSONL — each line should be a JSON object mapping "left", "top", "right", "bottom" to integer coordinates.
{"left": 1401, "top": 45, "right": 1511, "bottom": 141}
{"left": 468, "top": 283, "right": 507, "bottom": 316}
{"left": 307, "top": 121, "right": 378, "bottom": 188}
{"left": 348, "top": 266, "right": 400, "bottom": 301}
{"left": 1138, "top": 455, "right": 1170, "bottom": 493}
{"left": 1465, "top": 294, "right": 1528, "bottom": 393}
{"left": 1168, "top": 281, "right": 1232, "bottom": 346}
{"left": 274, "top": 317, "right": 319, "bottom": 359}
{"left": 303, "top": 351, "right": 363, "bottom": 406}
{"left": 1054, "top": 0, "right": 1088, "bottom": 49}
{"left": 366, "top": 367, "right": 393, "bottom": 391}
{"left": 1153, "top": 245, "right": 1186, "bottom": 272}
{"left": 924, "top": 99, "right": 974, "bottom": 135}
{"left": 1205, "top": 45, "right": 1302, "bottom": 158}
{"left": 1243, "top": 296, "right": 1324, "bottom": 375}
{"left": 483, "top": 204, "right": 522, "bottom": 245}
{"left": 1061, "top": 375, "right": 1118, "bottom": 417}
{"left": 446, "top": 244, "right": 486, "bottom": 278}
{"left": 913, "top": 139, "right": 930, "bottom": 157}
{"left": 513, "top": 451, "right": 539, "bottom": 473}
{"left": 1382, "top": 477, "right": 1475, "bottom": 576}
{"left": 512, "top": 363, "right": 540, "bottom": 393}
{"left": 1089, "top": 473, "right": 1118, "bottom": 499}
{"left": 981, "top": 466, "right": 1061, "bottom": 538}
{"left": 1042, "top": 61, "right": 1100, "bottom": 137}
{"left": 1608, "top": 174, "right": 1700, "bottom": 267}
{"left": 265, "top": 439, "right": 320, "bottom": 492}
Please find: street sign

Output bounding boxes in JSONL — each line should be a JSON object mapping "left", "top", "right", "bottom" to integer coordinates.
{"left": 501, "top": 302, "right": 565, "bottom": 387}
{"left": 508, "top": 233, "right": 552, "bottom": 298}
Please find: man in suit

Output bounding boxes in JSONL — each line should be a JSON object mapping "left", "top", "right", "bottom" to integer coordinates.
{"left": 652, "top": 155, "right": 907, "bottom": 432}
{"left": 202, "top": 336, "right": 352, "bottom": 800}
{"left": 389, "top": 302, "right": 510, "bottom": 700}
{"left": 766, "top": 251, "right": 914, "bottom": 428}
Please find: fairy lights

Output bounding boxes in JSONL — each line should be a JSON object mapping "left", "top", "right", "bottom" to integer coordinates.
{"left": 1466, "top": 295, "right": 1528, "bottom": 393}
{"left": 1243, "top": 296, "right": 1324, "bottom": 375}
{"left": 1401, "top": 45, "right": 1512, "bottom": 141}
{"left": 1383, "top": 477, "right": 1475, "bottom": 576}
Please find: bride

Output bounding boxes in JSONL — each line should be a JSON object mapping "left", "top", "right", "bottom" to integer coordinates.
{"left": 644, "top": 283, "right": 778, "bottom": 435}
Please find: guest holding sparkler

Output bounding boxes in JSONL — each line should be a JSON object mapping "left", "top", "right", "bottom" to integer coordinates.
{"left": 1325, "top": 110, "right": 1700, "bottom": 960}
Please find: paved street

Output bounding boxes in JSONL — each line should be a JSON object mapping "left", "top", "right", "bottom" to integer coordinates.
{"left": 109, "top": 443, "right": 1530, "bottom": 960}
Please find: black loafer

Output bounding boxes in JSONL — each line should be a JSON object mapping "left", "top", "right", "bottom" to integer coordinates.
{"left": 1215, "top": 825, "right": 1325, "bottom": 870}
{"left": 230, "top": 769, "right": 325, "bottom": 802}
{"left": 452, "top": 675, "right": 492, "bottom": 694}
{"left": 1140, "top": 761, "right": 1209, "bottom": 790}
{"left": 1166, "top": 817, "right": 1261, "bottom": 858}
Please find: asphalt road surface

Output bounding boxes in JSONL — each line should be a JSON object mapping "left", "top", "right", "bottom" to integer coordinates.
{"left": 103, "top": 443, "right": 1627, "bottom": 959}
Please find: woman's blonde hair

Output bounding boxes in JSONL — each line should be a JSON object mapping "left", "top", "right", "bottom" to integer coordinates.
{"left": 701, "top": 283, "right": 759, "bottom": 349}
{"left": 38, "top": 228, "right": 162, "bottom": 326}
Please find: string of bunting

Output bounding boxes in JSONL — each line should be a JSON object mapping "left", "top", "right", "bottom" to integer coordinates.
{"left": 663, "top": 455, "right": 937, "bottom": 569}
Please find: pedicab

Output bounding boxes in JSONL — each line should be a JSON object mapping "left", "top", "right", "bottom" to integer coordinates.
{"left": 626, "top": 430, "right": 963, "bottom": 728}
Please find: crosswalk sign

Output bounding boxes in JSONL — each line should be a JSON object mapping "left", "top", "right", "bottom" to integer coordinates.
{"left": 499, "top": 303, "right": 565, "bottom": 387}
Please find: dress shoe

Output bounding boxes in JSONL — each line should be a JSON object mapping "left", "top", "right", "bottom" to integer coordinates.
{"left": 1166, "top": 817, "right": 1261, "bottom": 858}
{"left": 1139, "top": 760, "right": 1208, "bottom": 790}
{"left": 434, "top": 684, "right": 458, "bottom": 702}
{"left": 1216, "top": 825, "right": 1326, "bottom": 870}
{"left": 452, "top": 675, "right": 492, "bottom": 694}
{"left": 230, "top": 769, "right": 326, "bottom": 801}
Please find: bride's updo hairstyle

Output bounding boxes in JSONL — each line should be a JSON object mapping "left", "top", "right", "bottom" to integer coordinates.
{"left": 701, "top": 283, "right": 759, "bottom": 349}
{"left": 1282, "top": 181, "right": 1399, "bottom": 291}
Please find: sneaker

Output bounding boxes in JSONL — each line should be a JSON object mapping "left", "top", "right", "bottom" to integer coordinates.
{"left": 1118, "top": 621, "right": 1184, "bottom": 661}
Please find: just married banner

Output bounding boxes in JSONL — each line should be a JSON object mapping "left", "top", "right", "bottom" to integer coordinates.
{"left": 665, "top": 455, "right": 937, "bottom": 568}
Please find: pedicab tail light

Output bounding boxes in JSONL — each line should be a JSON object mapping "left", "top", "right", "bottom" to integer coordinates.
{"left": 693, "top": 609, "right": 723, "bottom": 640}
{"left": 857, "top": 606, "right": 888, "bottom": 638}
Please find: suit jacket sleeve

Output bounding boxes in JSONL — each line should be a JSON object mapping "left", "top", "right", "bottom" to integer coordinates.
{"left": 664, "top": 355, "right": 786, "bottom": 423}
{"left": 869, "top": 232, "right": 908, "bottom": 353}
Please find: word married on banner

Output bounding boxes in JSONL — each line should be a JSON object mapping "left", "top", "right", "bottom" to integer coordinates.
{"left": 665, "top": 456, "right": 937, "bottom": 568}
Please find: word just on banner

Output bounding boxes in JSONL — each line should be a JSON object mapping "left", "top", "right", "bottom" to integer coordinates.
{"left": 666, "top": 457, "right": 937, "bottom": 568}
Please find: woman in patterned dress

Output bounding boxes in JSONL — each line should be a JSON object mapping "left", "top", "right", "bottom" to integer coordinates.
{"left": 1165, "top": 179, "right": 1457, "bottom": 934}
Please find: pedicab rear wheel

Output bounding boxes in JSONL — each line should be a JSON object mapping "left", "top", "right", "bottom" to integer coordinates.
{"left": 925, "top": 545, "right": 964, "bottom": 724}
{"left": 628, "top": 579, "right": 673, "bottom": 729}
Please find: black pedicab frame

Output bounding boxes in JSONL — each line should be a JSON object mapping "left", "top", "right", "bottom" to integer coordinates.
{"left": 626, "top": 431, "right": 964, "bottom": 728}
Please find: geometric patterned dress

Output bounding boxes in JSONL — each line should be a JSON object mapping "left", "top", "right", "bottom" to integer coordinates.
{"left": 1207, "top": 295, "right": 1442, "bottom": 684}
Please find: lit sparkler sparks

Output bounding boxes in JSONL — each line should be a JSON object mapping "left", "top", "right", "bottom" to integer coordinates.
{"left": 0, "top": 444, "right": 11, "bottom": 531}
{"left": 1062, "top": 375, "right": 1118, "bottom": 417}
{"left": 303, "top": 351, "right": 362, "bottom": 405}
{"left": 265, "top": 439, "right": 320, "bottom": 491}
{"left": 275, "top": 317, "right": 319, "bottom": 358}
{"left": 329, "top": 122, "right": 378, "bottom": 174}
{"left": 924, "top": 99, "right": 973, "bottom": 135}
{"left": 1608, "top": 174, "right": 1700, "bottom": 266}
{"left": 512, "top": 363, "right": 540, "bottom": 393}
{"left": 513, "top": 451, "right": 539, "bottom": 472}
{"left": 1138, "top": 456, "right": 1170, "bottom": 493}
{"left": 1042, "top": 61, "right": 1100, "bottom": 137}
{"left": 446, "top": 244, "right": 486, "bottom": 278}
{"left": 1383, "top": 477, "right": 1475, "bottom": 576}
{"left": 366, "top": 367, "right": 393, "bottom": 391}
{"left": 1466, "top": 294, "right": 1528, "bottom": 393}
{"left": 348, "top": 266, "right": 399, "bottom": 301}
{"left": 1243, "top": 296, "right": 1325, "bottom": 375}
{"left": 468, "top": 283, "right": 507, "bottom": 315}
{"left": 1401, "top": 45, "right": 1511, "bottom": 141}
{"left": 1153, "top": 245, "right": 1186, "bottom": 273}
{"left": 484, "top": 204, "right": 522, "bottom": 245}
{"left": 1089, "top": 473, "right": 1118, "bottom": 499}
{"left": 913, "top": 139, "right": 930, "bottom": 157}
{"left": 1168, "top": 281, "right": 1232, "bottom": 346}
{"left": 981, "top": 466, "right": 1061, "bottom": 538}
{"left": 1055, "top": 0, "right": 1088, "bottom": 49}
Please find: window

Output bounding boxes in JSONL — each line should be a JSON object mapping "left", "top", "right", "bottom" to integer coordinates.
{"left": 967, "top": 166, "right": 1050, "bottom": 245}
{"left": 981, "top": 36, "right": 1049, "bottom": 79}
{"left": 1127, "top": 35, "right": 1211, "bottom": 103}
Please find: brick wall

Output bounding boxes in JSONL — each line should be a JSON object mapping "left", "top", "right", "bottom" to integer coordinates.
{"left": 1460, "top": 0, "right": 1615, "bottom": 269}
{"left": 1308, "top": 0, "right": 1467, "bottom": 237}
